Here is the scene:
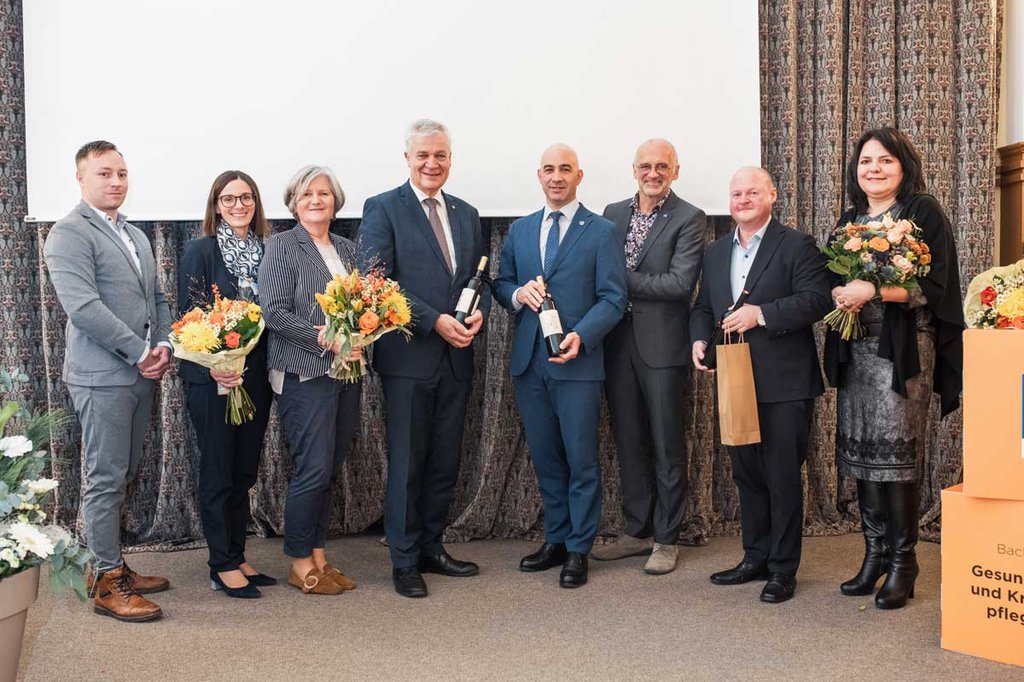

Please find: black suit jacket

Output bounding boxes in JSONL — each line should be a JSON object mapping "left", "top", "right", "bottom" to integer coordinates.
{"left": 177, "top": 235, "right": 267, "bottom": 385}
{"left": 690, "top": 218, "right": 832, "bottom": 403}
{"left": 603, "top": 192, "right": 708, "bottom": 367}
{"left": 357, "top": 181, "right": 490, "bottom": 381}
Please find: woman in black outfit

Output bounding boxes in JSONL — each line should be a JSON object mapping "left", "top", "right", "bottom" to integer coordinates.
{"left": 826, "top": 128, "right": 965, "bottom": 609}
{"left": 179, "top": 170, "right": 274, "bottom": 599}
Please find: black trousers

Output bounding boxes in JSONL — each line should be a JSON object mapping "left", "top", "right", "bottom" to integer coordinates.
{"left": 727, "top": 399, "right": 813, "bottom": 576}
{"left": 186, "top": 372, "right": 272, "bottom": 572}
{"left": 276, "top": 373, "right": 361, "bottom": 558}
{"left": 604, "top": 320, "right": 690, "bottom": 545}
{"left": 381, "top": 355, "right": 470, "bottom": 569}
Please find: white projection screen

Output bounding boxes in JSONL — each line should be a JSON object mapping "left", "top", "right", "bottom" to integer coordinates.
{"left": 23, "top": 1, "right": 760, "bottom": 220}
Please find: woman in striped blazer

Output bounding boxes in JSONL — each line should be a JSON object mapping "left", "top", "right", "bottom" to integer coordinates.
{"left": 257, "top": 165, "right": 362, "bottom": 596}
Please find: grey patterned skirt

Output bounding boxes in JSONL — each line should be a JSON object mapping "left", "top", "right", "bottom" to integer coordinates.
{"left": 835, "top": 308, "right": 936, "bottom": 483}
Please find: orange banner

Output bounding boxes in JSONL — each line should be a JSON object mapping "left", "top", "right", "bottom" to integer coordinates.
{"left": 941, "top": 485, "right": 1024, "bottom": 667}
{"left": 962, "top": 330, "right": 1024, "bottom": 501}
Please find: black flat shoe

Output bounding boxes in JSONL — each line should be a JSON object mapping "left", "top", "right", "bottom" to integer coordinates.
{"left": 709, "top": 560, "right": 770, "bottom": 585}
{"left": 760, "top": 573, "right": 796, "bottom": 603}
{"left": 393, "top": 567, "right": 428, "bottom": 598}
{"left": 520, "top": 542, "right": 568, "bottom": 572}
{"left": 419, "top": 550, "right": 479, "bottom": 577}
{"left": 241, "top": 572, "right": 278, "bottom": 587}
{"left": 559, "top": 552, "right": 588, "bottom": 588}
{"left": 210, "top": 570, "right": 261, "bottom": 599}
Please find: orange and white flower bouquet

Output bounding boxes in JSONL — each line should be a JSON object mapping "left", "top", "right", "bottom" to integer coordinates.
{"left": 170, "top": 286, "right": 265, "bottom": 424}
{"left": 964, "top": 258, "right": 1024, "bottom": 330}
{"left": 314, "top": 269, "right": 412, "bottom": 382}
{"left": 820, "top": 213, "right": 932, "bottom": 339}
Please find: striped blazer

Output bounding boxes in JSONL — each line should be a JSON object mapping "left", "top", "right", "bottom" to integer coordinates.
{"left": 257, "top": 224, "right": 356, "bottom": 378}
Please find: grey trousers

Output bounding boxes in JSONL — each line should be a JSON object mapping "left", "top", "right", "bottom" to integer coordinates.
{"left": 68, "top": 376, "right": 155, "bottom": 572}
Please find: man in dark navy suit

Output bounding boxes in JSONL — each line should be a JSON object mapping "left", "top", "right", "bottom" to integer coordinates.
{"left": 690, "top": 167, "right": 831, "bottom": 604}
{"left": 493, "top": 144, "right": 627, "bottom": 588}
{"left": 358, "top": 119, "right": 490, "bottom": 598}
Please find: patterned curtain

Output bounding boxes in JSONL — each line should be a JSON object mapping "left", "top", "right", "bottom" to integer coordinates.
{"left": 0, "top": 0, "right": 1001, "bottom": 551}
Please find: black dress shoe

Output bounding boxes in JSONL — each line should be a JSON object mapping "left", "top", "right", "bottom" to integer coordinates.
{"left": 559, "top": 552, "right": 588, "bottom": 588}
{"left": 419, "top": 550, "right": 479, "bottom": 577}
{"left": 242, "top": 572, "right": 278, "bottom": 587}
{"left": 392, "top": 567, "right": 428, "bottom": 598}
{"left": 209, "top": 570, "right": 261, "bottom": 599}
{"left": 760, "top": 573, "right": 796, "bottom": 603}
{"left": 709, "top": 560, "right": 770, "bottom": 585}
{"left": 519, "top": 542, "right": 568, "bottom": 572}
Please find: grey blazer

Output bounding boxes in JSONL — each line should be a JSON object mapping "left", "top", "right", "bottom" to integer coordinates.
{"left": 603, "top": 191, "right": 708, "bottom": 367}
{"left": 43, "top": 201, "right": 172, "bottom": 387}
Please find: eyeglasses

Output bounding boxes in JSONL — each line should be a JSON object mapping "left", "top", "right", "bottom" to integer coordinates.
{"left": 635, "top": 163, "right": 673, "bottom": 175}
{"left": 218, "top": 193, "right": 256, "bottom": 208}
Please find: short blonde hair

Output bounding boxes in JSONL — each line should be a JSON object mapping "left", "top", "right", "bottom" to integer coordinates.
{"left": 283, "top": 165, "right": 346, "bottom": 219}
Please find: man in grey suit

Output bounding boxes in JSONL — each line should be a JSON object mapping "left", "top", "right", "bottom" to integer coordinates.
{"left": 594, "top": 139, "right": 707, "bottom": 574}
{"left": 43, "top": 141, "right": 172, "bottom": 622}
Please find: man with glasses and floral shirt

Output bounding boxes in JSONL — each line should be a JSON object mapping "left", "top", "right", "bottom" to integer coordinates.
{"left": 595, "top": 139, "right": 708, "bottom": 575}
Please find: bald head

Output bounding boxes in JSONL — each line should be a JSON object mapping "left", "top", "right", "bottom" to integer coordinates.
{"left": 633, "top": 139, "right": 680, "bottom": 205}
{"left": 537, "top": 144, "right": 583, "bottom": 209}
{"left": 540, "top": 143, "right": 578, "bottom": 168}
{"left": 729, "top": 166, "right": 778, "bottom": 231}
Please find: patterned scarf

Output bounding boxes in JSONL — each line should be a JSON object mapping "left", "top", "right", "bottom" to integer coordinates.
{"left": 216, "top": 221, "right": 263, "bottom": 295}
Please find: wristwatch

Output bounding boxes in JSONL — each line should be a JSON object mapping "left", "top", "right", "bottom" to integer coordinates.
{"left": 756, "top": 310, "right": 766, "bottom": 327}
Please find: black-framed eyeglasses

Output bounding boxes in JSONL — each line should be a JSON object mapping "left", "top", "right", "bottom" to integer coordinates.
{"left": 218, "top": 193, "right": 256, "bottom": 207}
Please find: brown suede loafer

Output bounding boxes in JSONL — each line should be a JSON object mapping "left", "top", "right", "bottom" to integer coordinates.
{"left": 322, "top": 563, "right": 357, "bottom": 591}
{"left": 288, "top": 567, "right": 344, "bottom": 595}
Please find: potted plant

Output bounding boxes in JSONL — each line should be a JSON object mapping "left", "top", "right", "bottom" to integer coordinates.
{"left": 0, "top": 370, "right": 90, "bottom": 679}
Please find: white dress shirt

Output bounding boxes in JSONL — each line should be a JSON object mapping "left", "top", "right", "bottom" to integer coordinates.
{"left": 511, "top": 200, "right": 581, "bottom": 312}
{"left": 730, "top": 218, "right": 771, "bottom": 303}
{"left": 410, "top": 182, "right": 457, "bottom": 272}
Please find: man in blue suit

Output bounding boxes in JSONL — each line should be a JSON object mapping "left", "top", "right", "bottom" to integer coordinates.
{"left": 494, "top": 144, "right": 627, "bottom": 588}
{"left": 358, "top": 119, "right": 491, "bottom": 598}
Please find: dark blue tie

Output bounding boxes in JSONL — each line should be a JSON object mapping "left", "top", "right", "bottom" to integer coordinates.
{"left": 543, "top": 211, "right": 563, "bottom": 276}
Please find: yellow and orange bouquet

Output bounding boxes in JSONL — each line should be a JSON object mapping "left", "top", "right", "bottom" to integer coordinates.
{"left": 964, "top": 258, "right": 1024, "bottom": 329}
{"left": 314, "top": 269, "right": 412, "bottom": 382}
{"left": 170, "top": 286, "right": 265, "bottom": 424}
{"left": 820, "top": 213, "right": 932, "bottom": 339}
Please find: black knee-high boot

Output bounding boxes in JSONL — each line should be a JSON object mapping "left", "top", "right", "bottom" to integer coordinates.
{"left": 840, "top": 479, "right": 888, "bottom": 596}
{"left": 875, "top": 480, "right": 919, "bottom": 609}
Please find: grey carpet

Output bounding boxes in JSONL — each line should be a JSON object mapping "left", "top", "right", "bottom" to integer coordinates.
{"left": 17, "top": 535, "right": 1024, "bottom": 681}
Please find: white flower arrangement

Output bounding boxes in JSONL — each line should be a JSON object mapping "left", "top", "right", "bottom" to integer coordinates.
{"left": 0, "top": 370, "right": 91, "bottom": 598}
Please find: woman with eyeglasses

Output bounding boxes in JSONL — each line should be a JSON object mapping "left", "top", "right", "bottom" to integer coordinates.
{"left": 178, "top": 170, "right": 275, "bottom": 598}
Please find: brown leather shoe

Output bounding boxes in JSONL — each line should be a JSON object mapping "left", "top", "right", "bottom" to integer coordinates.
{"left": 93, "top": 566, "right": 163, "bottom": 622}
{"left": 88, "top": 561, "right": 170, "bottom": 595}
{"left": 288, "top": 566, "right": 344, "bottom": 595}
{"left": 322, "top": 563, "right": 356, "bottom": 591}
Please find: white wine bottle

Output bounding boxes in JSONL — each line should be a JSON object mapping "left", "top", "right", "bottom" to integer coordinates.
{"left": 536, "top": 275, "right": 564, "bottom": 357}
{"left": 455, "top": 256, "right": 488, "bottom": 325}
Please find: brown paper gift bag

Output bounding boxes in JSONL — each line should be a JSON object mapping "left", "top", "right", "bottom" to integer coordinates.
{"left": 716, "top": 332, "right": 761, "bottom": 446}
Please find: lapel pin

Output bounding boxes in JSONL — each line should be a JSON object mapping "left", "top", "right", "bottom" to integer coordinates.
{"left": 578, "top": 220, "right": 584, "bottom": 225}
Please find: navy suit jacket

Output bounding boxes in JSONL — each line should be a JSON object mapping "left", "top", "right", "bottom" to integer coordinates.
{"left": 689, "top": 218, "right": 832, "bottom": 403}
{"left": 493, "top": 204, "right": 627, "bottom": 380}
{"left": 357, "top": 181, "right": 490, "bottom": 381}
{"left": 177, "top": 235, "right": 267, "bottom": 386}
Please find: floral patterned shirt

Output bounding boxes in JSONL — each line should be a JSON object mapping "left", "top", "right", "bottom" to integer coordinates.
{"left": 624, "top": 192, "right": 671, "bottom": 271}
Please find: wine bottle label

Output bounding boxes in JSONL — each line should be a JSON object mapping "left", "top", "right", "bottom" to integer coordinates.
{"left": 455, "top": 288, "right": 478, "bottom": 314}
{"left": 539, "top": 309, "right": 563, "bottom": 336}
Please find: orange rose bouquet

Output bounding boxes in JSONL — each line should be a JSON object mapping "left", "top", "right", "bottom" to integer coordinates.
{"left": 820, "top": 213, "right": 932, "bottom": 339}
{"left": 963, "top": 259, "right": 1024, "bottom": 329}
{"left": 169, "top": 286, "right": 265, "bottom": 424}
{"left": 314, "top": 269, "right": 412, "bottom": 382}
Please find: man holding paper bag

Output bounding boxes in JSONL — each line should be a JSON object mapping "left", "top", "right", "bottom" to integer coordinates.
{"left": 690, "top": 167, "right": 831, "bottom": 604}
